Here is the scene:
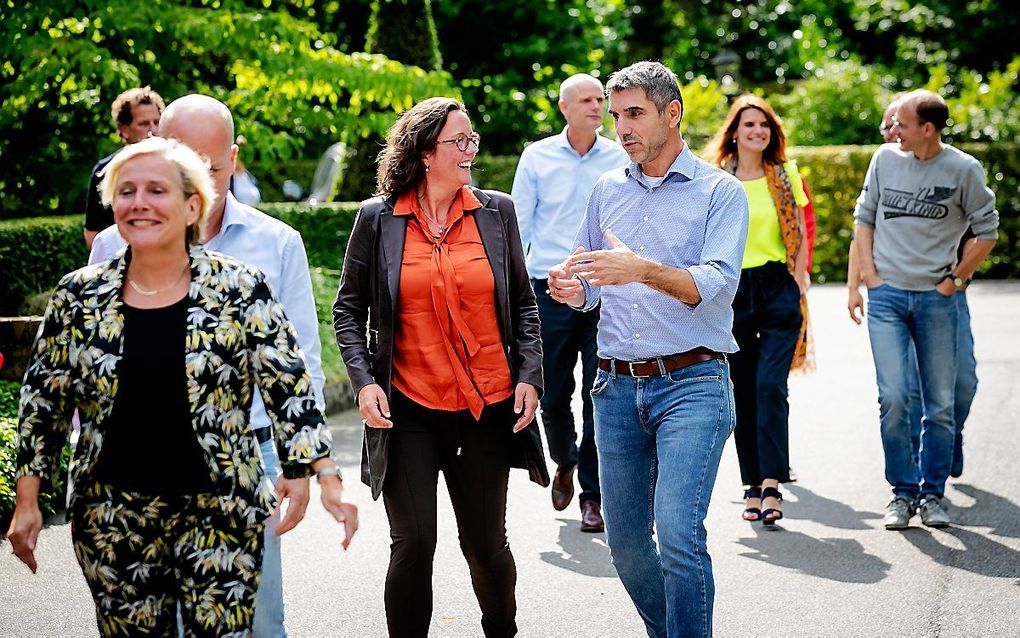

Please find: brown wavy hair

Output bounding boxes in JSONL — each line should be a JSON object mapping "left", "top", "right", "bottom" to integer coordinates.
{"left": 704, "top": 94, "right": 788, "bottom": 168}
{"left": 375, "top": 97, "right": 467, "bottom": 197}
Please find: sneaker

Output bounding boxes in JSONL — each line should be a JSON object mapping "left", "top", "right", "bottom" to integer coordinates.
{"left": 918, "top": 495, "right": 951, "bottom": 528}
{"left": 883, "top": 497, "right": 915, "bottom": 530}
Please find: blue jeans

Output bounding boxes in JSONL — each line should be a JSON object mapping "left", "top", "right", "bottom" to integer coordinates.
{"left": 866, "top": 284, "right": 957, "bottom": 499}
{"left": 593, "top": 358, "right": 734, "bottom": 638}
{"left": 905, "top": 291, "right": 977, "bottom": 478}
{"left": 255, "top": 438, "right": 287, "bottom": 638}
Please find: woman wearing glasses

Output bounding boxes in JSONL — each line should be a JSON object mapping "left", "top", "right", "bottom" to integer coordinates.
{"left": 333, "top": 97, "right": 548, "bottom": 637}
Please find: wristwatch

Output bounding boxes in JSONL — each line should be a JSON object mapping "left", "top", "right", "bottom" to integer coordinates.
{"left": 316, "top": 466, "right": 342, "bottom": 483}
{"left": 952, "top": 274, "right": 972, "bottom": 288}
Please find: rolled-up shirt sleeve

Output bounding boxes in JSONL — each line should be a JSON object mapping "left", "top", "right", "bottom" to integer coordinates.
{"left": 572, "top": 180, "right": 605, "bottom": 312}
{"left": 686, "top": 177, "right": 748, "bottom": 312}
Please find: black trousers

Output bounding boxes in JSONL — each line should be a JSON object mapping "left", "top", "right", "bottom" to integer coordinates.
{"left": 383, "top": 389, "right": 518, "bottom": 638}
{"left": 730, "top": 261, "right": 802, "bottom": 485}
{"left": 533, "top": 278, "right": 601, "bottom": 505}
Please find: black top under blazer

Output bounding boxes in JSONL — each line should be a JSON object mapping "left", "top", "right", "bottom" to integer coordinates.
{"left": 333, "top": 188, "right": 550, "bottom": 500}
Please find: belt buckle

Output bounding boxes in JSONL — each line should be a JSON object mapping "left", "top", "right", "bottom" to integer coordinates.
{"left": 628, "top": 360, "right": 652, "bottom": 378}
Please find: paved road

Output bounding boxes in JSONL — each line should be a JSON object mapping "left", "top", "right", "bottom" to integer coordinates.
{"left": 3, "top": 283, "right": 1019, "bottom": 637}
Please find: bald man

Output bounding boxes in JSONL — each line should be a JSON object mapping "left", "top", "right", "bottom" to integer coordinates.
{"left": 89, "top": 94, "right": 356, "bottom": 637}
{"left": 511, "top": 73, "right": 628, "bottom": 532}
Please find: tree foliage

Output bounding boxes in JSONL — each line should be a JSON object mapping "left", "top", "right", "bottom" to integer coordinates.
{"left": 0, "top": 0, "right": 454, "bottom": 217}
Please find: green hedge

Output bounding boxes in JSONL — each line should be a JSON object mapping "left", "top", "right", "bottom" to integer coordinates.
{"left": 0, "top": 215, "right": 87, "bottom": 315}
{"left": 1, "top": 143, "right": 1015, "bottom": 318}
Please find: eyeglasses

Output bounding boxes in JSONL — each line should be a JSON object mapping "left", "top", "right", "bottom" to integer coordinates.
{"left": 879, "top": 123, "right": 893, "bottom": 133}
{"left": 437, "top": 132, "right": 480, "bottom": 152}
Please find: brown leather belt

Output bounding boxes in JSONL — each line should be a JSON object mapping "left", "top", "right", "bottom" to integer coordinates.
{"left": 598, "top": 349, "right": 723, "bottom": 378}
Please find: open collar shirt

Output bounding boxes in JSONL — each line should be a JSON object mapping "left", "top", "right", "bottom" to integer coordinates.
{"left": 572, "top": 142, "right": 749, "bottom": 360}
{"left": 89, "top": 192, "right": 326, "bottom": 430}
{"left": 511, "top": 126, "right": 629, "bottom": 279}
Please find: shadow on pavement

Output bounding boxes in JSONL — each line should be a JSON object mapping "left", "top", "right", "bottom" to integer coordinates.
{"left": 736, "top": 527, "right": 892, "bottom": 584}
{"left": 539, "top": 518, "right": 616, "bottom": 578}
{"left": 900, "top": 526, "right": 1020, "bottom": 580}
{"left": 946, "top": 484, "right": 1020, "bottom": 539}
{"left": 782, "top": 484, "right": 882, "bottom": 530}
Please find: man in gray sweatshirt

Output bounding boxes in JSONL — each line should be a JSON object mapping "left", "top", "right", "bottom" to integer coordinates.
{"left": 854, "top": 89, "right": 998, "bottom": 530}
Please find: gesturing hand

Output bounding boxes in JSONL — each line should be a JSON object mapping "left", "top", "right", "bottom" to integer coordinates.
{"left": 512, "top": 382, "right": 538, "bottom": 433}
{"left": 547, "top": 247, "right": 587, "bottom": 307}
{"left": 567, "top": 229, "right": 648, "bottom": 287}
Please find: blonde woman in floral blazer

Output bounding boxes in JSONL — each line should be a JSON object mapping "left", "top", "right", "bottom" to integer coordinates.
{"left": 7, "top": 137, "right": 335, "bottom": 637}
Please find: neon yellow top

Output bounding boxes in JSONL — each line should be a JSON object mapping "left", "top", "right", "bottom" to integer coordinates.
{"left": 740, "top": 161, "right": 809, "bottom": 269}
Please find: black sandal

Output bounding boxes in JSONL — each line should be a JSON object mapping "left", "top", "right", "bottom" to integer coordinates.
{"left": 761, "top": 486, "right": 784, "bottom": 525}
{"left": 742, "top": 487, "right": 762, "bottom": 522}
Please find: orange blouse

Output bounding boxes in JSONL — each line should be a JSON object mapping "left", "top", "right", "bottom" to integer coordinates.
{"left": 391, "top": 187, "right": 513, "bottom": 418}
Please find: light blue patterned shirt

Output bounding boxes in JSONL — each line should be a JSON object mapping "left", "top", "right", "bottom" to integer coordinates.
{"left": 573, "top": 143, "right": 749, "bottom": 359}
{"left": 89, "top": 192, "right": 326, "bottom": 430}
{"left": 511, "top": 126, "right": 629, "bottom": 279}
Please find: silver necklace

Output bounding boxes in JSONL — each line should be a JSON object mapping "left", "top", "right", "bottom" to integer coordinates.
{"left": 127, "top": 264, "right": 189, "bottom": 297}
{"left": 417, "top": 193, "right": 454, "bottom": 237}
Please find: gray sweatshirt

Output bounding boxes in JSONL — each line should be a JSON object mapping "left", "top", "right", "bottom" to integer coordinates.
{"left": 854, "top": 143, "right": 999, "bottom": 291}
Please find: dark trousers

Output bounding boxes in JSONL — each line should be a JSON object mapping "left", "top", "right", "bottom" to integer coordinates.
{"left": 730, "top": 261, "right": 802, "bottom": 485}
{"left": 533, "top": 278, "right": 601, "bottom": 505}
{"left": 383, "top": 390, "right": 518, "bottom": 638}
{"left": 70, "top": 482, "right": 264, "bottom": 637}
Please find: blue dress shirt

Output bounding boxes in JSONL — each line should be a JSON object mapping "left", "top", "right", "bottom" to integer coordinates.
{"left": 573, "top": 143, "right": 749, "bottom": 359}
{"left": 89, "top": 192, "right": 326, "bottom": 430}
{"left": 511, "top": 126, "right": 629, "bottom": 279}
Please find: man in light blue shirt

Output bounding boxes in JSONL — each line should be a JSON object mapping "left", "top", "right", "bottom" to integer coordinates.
{"left": 511, "top": 73, "right": 628, "bottom": 532}
{"left": 90, "top": 94, "right": 357, "bottom": 637}
{"left": 549, "top": 62, "right": 748, "bottom": 638}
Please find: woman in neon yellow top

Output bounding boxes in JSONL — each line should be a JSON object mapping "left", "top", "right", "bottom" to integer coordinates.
{"left": 706, "top": 95, "right": 810, "bottom": 526}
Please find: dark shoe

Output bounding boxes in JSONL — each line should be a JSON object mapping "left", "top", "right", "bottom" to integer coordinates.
{"left": 761, "top": 486, "right": 784, "bottom": 526}
{"left": 551, "top": 465, "right": 575, "bottom": 511}
{"left": 742, "top": 487, "right": 762, "bottom": 522}
{"left": 918, "top": 495, "right": 951, "bottom": 528}
{"left": 580, "top": 500, "right": 605, "bottom": 533}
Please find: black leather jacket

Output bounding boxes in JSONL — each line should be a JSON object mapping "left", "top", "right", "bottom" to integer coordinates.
{"left": 333, "top": 188, "right": 549, "bottom": 499}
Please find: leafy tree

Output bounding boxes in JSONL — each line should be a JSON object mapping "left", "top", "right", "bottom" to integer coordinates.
{"left": 0, "top": 0, "right": 453, "bottom": 217}
{"left": 338, "top": 0, "right": 445, "bottom": 199}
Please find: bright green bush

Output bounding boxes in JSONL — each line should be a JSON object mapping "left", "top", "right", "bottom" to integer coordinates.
{"left": 1, "top": 380, "right": 72, "bottom": 532}
{"left": 0, "top": 215, "right": 87, "bottom": 315}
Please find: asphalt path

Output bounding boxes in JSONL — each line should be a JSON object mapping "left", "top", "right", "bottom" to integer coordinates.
{"left": 2, "top": 282, "right": 1019, "bottom": 637}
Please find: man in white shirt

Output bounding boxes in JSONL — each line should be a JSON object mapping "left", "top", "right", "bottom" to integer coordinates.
{"left": 90, "top": 94, "right": 356, "bottom": 637}
{"left": 511, "top": 74, "right": 628, "bottom": 532}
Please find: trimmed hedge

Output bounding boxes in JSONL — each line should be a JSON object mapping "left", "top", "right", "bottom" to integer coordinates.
{"left": 0, "top": 215, "right": 87, "bottom": 315}
{"left": 2, "top": 143, "right": 1016, "bottom": 318}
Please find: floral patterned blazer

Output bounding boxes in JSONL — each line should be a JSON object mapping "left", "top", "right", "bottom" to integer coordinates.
{"left": 16, "top": 244, "right": 333, "bottom": 526}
